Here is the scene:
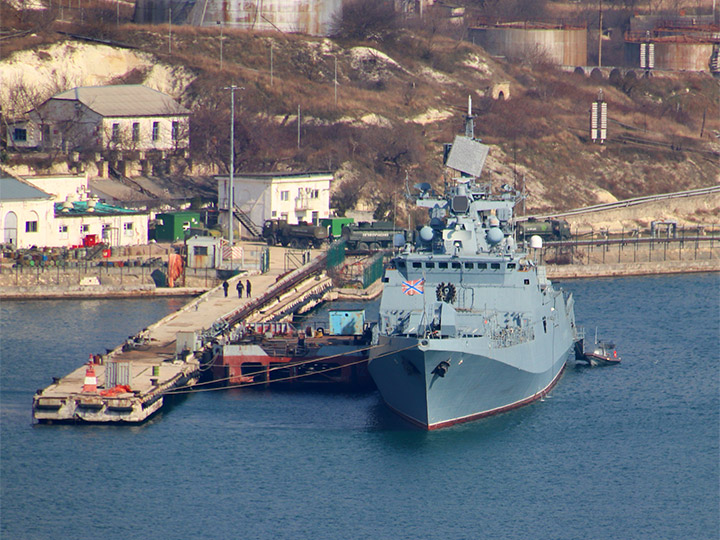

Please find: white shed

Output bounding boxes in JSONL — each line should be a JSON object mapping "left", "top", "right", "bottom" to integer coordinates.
{"left": 217, "top": 172, "right": 333, "bottom": 238}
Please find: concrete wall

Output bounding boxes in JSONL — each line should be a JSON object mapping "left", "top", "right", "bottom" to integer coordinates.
{"left": 22, "top": 175, "right": 89, "bottom": 203}
{"left": 1, "top": 199, "right": 54, "bottom": 248}
{"left": 469, "top": 26, "right": 587, "bottom": 67}
{"left": 99, "top": 115, "right": 189, "bottom": 152}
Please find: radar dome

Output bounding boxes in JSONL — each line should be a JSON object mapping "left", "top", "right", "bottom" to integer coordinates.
{"left": 529, "top": 235, "right": 543, "bottom": 249}
{"left": 486, "top": 227, "right": 504, "bottom": 245}
{"left": 393, "top": 232, "right": 406, "bottom": 248}
{"left": 420, "top": 226, "right": 434, "bottom": 242}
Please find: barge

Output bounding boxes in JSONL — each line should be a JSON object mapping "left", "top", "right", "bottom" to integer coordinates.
{"left": 211, "top": 313, "right": 375, "bottom": 390}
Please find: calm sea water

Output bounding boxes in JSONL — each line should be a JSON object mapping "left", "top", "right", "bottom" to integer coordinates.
{"left": 1, "top": 274, "right": 718, "bottom": 540}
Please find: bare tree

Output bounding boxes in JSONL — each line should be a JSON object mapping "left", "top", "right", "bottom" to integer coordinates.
{"left": 330, "top": 0, "right": 398, "bottom": 42}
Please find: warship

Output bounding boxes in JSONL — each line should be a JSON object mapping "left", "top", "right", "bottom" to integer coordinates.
{"left": 368, "top": 101, "right": 578, "bottom": 429}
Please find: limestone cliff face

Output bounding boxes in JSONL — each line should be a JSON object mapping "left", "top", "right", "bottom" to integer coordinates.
{"left": 1, "top": 28, "right": 718, "bottom": 223}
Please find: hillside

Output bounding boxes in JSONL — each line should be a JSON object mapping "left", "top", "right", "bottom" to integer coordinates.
{"left": 1, "top": 4, "right": 719, "bottom": 225}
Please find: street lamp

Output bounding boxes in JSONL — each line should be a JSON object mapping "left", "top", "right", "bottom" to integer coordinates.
{"left": 223, "top": 85, "right": 244, "bottom": 268}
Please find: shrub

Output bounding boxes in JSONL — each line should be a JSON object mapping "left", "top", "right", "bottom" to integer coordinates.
{"left": 330, "top": 0, "right": 397, "bottom": 42}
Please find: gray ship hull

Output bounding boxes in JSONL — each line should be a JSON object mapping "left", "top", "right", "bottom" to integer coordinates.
{"left": 369, "top": 335, "right": 572, "bottom": 429}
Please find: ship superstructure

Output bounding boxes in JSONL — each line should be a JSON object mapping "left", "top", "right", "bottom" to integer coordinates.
{"left": 368, "top": 105, "right": 577, "bottom": 429}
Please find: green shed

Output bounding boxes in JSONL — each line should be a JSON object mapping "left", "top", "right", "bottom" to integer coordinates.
{"left": 154, "top": 212, "right": 202, "bottom": 242}
{"left": 320, "top": 217, "right": 354, "bottom": 240}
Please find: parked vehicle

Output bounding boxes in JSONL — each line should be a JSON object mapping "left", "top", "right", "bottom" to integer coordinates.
{"left": 516, "top": 218, "right": 572, "bottom": 241}
{"left": 262, "top": 220, "right": 328, "bottom": 248}
{"left": 340, "top": 221, "right": 408, "bottom": 251}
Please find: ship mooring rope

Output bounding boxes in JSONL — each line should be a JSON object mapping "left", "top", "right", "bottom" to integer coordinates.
{"left": 164, "top": 342, "right": 419, "bottom": 395}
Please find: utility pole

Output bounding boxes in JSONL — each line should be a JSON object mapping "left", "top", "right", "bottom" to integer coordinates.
{"left": 223, "top": 85, "right": 244, "bottom": 266}
{"left": 334, "top": 55, "right": 338, "bottom": 107}
{"left": 270, "top": 44, "right": 274, "bottom": 86}
{"left": 297, "top": 105, "right": 301, "bottom": 148}
{"left": 598, "top": 0, "right": 602, "bottom": 68}
{"left": 169, "top": 7, "right": 172, "bottom": 54}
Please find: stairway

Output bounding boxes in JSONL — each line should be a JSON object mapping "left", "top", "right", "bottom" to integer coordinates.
{"left": 232, "top": 203, "right": 262, "bottom": 239}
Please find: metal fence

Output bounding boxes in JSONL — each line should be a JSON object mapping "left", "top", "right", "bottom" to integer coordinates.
{"left": 539, "top": 234, "right": 720, "bottom": 266}
{"left": 327, "top": 240, "right": 346, "bottom": 269}
{"left": 362, "top": 254, "right": 385, "bottom": 288}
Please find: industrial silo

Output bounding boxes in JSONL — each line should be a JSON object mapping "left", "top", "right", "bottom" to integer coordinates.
{"left": 468, "top": 22, "right": 587, "bottom": 67}
{"left": 134, "top": 0, "right": 344, "bottom": 36}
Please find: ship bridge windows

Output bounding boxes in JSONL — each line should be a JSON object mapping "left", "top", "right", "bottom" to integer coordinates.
{"left": 478, "top": 263, "right": 488, "bottom": 269}
{"left": 425, "top": 262, "right": 435, "bottom": 269}
{"left": 412, "top": 262, "right": 422, "bottom": 269}
{"left": 464, "top": 262, "right": 474, "bottom": 269}
{"left": 491, "top": 263, "right": 501, "bottom": 270}
{"left": 507, "top": 263, "right": 516, "bottom": 269}
{"left": 451, "top": 262, "right": 461, "bottom": 269}
{"left": 397, "top": 261, "right": 406, "bottom": 270}
{"left": 438, "top": 262, "right": 448, "bottom": 269}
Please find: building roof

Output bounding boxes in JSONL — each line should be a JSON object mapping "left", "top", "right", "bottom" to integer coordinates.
{"left": 0, "top": 176, "right": 52, "bottom": 201}
{"left": 51, "top": 85, "right": 190, "bottom": 117}
{"left": 218, "top": 172, "right": 334, "bottom": 183}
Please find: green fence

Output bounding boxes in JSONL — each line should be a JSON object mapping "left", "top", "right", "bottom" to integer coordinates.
{"left": 327, "top": 240, "right": 346, "bottom": 269}
{"left": 362, "top": 254, "right": 384, "bottom": 288}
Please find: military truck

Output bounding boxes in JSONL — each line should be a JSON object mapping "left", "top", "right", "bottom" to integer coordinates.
{"left": 516, "top": 218, "right": 572, "bottom": 241}
{"left": 340, "top": 221, "right": 407, "bottom": 251}
{"left": 262, "top": 220, "right": 328, "bottom": 248}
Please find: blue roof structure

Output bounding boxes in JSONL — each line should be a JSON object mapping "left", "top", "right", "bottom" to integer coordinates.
{"left": 0, "top": 176, "right": 52, "bottom": 201}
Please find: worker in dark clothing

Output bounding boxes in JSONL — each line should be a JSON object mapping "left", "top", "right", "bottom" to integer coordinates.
{"left": 222, "top": 280, "right": 229, "bottom": 297}
{"left": 236, "top": 280, "right": 244, "bottom": 298}
{"left": 246, "top": 280, "right": 252, "bottom": 298}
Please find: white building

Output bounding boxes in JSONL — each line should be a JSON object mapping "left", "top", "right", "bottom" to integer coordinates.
{"left": 1, "top": 175, "right": 149, "bottom": 249}
{"left": 217, "top": 172, "right": 333, "bottom": 238}
{"left": 7, "top": 85, "right": 189, "bottom": 154}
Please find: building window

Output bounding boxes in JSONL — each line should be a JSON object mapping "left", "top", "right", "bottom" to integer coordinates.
{"left": 59, "top": 225, "right": 68, "bottom": 239}
{"left": 309, "top": 189, "right": 319, "bottom": 199}
{"left": 81, "top": 224, "right": 90, "bottom": 233}
{"left": 193, "top": 246, "right": 208, "bottom": 256}
{"left": 102, "top": 224, "right": 110, "bottom": 239}
{"left": 132, "top": 123, "right": 140, "bottom": 142}
{"left": 152, "top": 122, "right": 160, "bottom": 141}
{"left": 172, "top": 121, "right": 179, "bottom": 141}
{"left": 13, "top": 128, "right": 27, "bottom": 142}
{"left": 123, "top": 222, "right": 133, "bottom": 236}
{"left": 280, "top": 191, "right": 289, "bottom": 201}
{"left": 271, "top": 211, "right": 277, "bottom": 217}
{"left": 25, "top": 221, "right": 38, "bottom": 233}
{"left": 112, "top": 123, "right": 120, "bottom": 141}
{"left": 280, "top": 212, "right": 288, "bottom": 221}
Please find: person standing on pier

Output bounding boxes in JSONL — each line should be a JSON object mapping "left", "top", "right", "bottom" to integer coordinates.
{"left": 236, "top": 280, "right": 244, "bottom": 298}
{"left": 222, "top": 280, "right": 229, "bottom": 297}
{"left": 246, "top": 280, "right": 252, "bottom": 298}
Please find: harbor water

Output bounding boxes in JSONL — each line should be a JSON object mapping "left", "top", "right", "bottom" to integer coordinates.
{"left": 1, "top": 274, "right": 718, "bottom": 539}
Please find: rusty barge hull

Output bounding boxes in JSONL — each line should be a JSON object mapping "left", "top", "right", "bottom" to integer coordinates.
{"left": 214, "top": 335, "right": 374, "bottom": 390}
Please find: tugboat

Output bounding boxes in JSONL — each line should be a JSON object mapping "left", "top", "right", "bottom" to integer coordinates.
{"left": 367, "top": 100, "right": 579, "bottom": 429}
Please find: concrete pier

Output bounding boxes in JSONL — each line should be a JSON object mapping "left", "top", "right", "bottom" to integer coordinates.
{"left": 31, "top": 244, "right": 329, "bottom": 423}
